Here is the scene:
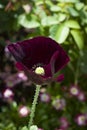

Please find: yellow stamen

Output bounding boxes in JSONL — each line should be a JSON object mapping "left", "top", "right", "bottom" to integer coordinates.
{"left": 35, "top": 67, "right": 45, "bottom": 75}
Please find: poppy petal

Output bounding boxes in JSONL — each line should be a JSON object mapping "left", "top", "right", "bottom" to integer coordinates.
{"left": 50, "top": 51, "right": 59, "bottom": 75}
{"left": 8, "top": 43, "right": 25, "bottom": 61}
{"left": 55, "top": 74, "right": 64, "bottom": 82}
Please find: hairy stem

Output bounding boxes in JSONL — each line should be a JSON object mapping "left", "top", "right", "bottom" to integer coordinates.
{"left": 28, "top": 85, "right": 41, "bottom": 129}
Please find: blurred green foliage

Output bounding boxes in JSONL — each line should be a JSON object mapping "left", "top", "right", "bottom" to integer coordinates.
{"left": 0, "top": 0, "right": 87, "bottom": 130}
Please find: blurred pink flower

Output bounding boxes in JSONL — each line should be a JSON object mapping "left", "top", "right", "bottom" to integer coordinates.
{"left": 77, "top": 91, "right": 86, "bottom": 101}
{"left": 3, "top": 89, "right": 14, "bottom": 99}
{"left": 17, "top": 71, "right": 28, "bottom": 81}
{"left": 52, "top": 98, "right": 66, "bottom": 110}
{"left": 75, "top": 114, "right": 87, "bottom": 126}
{"left": 4, "top": 47, "right": 11, "bottom": 58}
{"left": 59, "top": 117, "right": 69, "bottom": 129}
{"left": 40, "top": 88, "right": 47, "bottom": 93}
{"left": 40, "top": 93, "right": 50, "bottom": 103}
{"left": 69, "top": 85, "right": 80, "bottom": 96}
{"left": 5, "top": 72, "right": 27, "bottom": 88}
{"left": 19, "top": 106, "right": 30, "bottom": 117}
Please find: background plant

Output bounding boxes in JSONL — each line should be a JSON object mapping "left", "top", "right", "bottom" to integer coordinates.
{"left": 0, "top": 0, "right": 87, "bottom": 130}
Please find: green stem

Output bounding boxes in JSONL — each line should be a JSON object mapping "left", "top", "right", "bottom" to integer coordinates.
{"left": 74, "top": 57, "right": 80, "bottom": 85}
{"left": 28, "top": 85, "right": 41, "bottom": 129}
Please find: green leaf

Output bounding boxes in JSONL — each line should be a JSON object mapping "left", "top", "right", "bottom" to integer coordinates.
{"left": 21, "top": 126, "right": 28, "bottom": 130}
{"left": 54, "top": 23, "right": 69, "bottom": 43}
{"left": 41, "top": 16, "right": 59, "bottom": 26}
{"left": 58, "top": 13, "right": 66, "bottom": 22}
{"left": 49, "top": 25, "right": 58, "bottom": 38}
{"left": 57, "top": 0, "right": 79, "bottom": 3}
{"left": 18, "top": 14, "right": 40, "bottom": 29}
{"left": 35, "top": 0, "right": 53, "bottom": 6}
{"left": 30, "top": 125, "right": 38, "bottom": 130}
{"left": 41, "top": 13, "right": 66, "bottom": 27}
{"left": 65, "top": 20, "right": 80, "bottom": 29}
{"left": 71, "top": 30, "right": 84, "bottom": 49}
{"left": 67, "top": 7, "right": 79, "bottom": 17}
{"left": 50, "top": 5, "right": 61, "bottom": 12}
{"left": 75, "top": 3, "right": 84, "bottom": 10}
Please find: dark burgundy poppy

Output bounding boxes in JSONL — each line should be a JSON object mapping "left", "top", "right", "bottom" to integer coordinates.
{"left": 7, "top": 36, "right": 70, "bottom": 85}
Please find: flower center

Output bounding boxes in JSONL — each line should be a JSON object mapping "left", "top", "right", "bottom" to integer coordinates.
{"left": 70, "top": 87, "right": 78, "bottom": 95}
{"left": 35, "top": 66, "right": 45, "bottom": 75}
{"left": 78, "top": 116, "right": 85, "bottom": 124}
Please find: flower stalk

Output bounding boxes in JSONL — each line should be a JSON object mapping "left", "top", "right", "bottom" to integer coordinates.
{"left": 28, "top": 85, "right": 41, "bottom": 129}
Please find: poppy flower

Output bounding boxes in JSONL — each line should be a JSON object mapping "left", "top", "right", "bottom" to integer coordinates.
{"left": 7, "top": 36, "right": 69, "bottom": 85}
